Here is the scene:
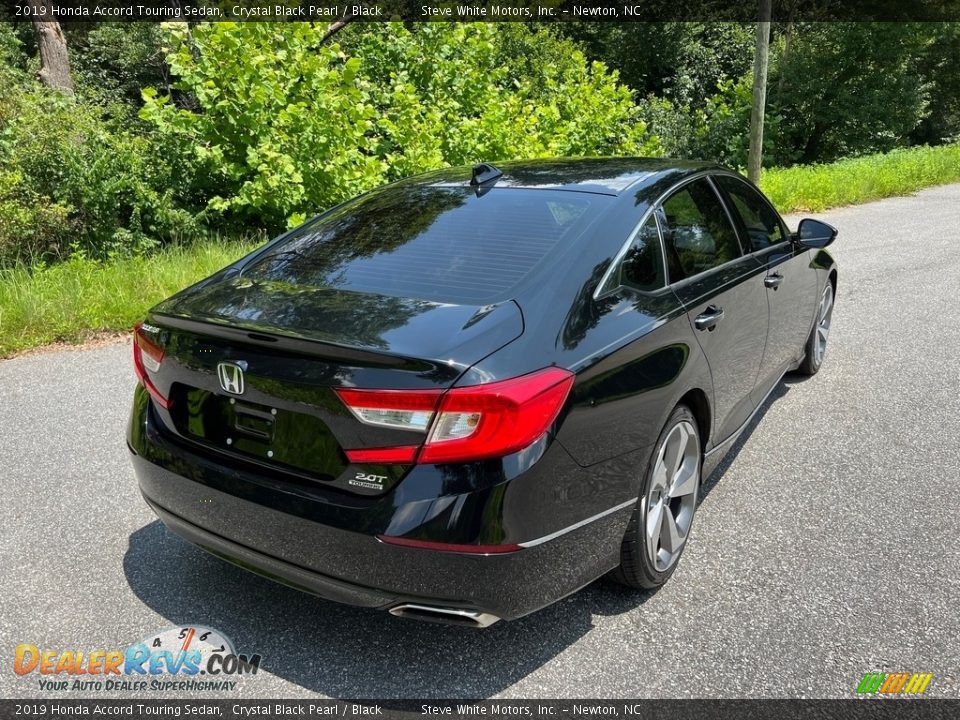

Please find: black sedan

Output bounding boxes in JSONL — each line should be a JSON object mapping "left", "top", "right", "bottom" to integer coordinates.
{"left": 128, "top": 158, "right": 837, "bottom": 627}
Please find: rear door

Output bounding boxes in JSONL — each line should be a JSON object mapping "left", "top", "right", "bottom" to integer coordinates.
{"left": 659, "top": 177, "right": 770, "bottom": 445}
{"left": 713, "top": 174, "right": 817, "bottom": 393}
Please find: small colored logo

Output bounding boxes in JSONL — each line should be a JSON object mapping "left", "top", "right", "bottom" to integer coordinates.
{"left": 856, "top": 672, "right": 933, "bottom": 695}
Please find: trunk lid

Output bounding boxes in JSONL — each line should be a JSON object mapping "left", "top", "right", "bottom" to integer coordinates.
{"left": 153, "top": 275, "right": 523, "bottom": 366}
{"left": 143, "top": 277, "right": 523, "bottom": 496}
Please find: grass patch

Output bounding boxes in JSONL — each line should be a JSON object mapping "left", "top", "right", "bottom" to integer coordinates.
{"left": 760, "top": 144, "right": 960, "bottom": 213}
{"left": 0, "top": 239, "right": 257, "bottom": 357}
{"left": 2, "top": 143, "right": 960, "bottom": 358}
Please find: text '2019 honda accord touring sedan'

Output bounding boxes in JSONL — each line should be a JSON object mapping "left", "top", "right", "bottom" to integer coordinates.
{"left": 128, "top": 158, "right": 837, "bottom": 627}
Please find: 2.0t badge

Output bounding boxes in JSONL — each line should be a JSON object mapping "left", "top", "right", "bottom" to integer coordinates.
{"left": 350, "top": 472, "right": 387, "bottom": 490}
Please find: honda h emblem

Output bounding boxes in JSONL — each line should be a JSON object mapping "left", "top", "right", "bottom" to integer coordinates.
{"left": 217, "top": 362, "right": 245, "bottom": 395}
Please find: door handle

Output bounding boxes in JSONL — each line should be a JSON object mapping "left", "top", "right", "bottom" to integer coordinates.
{"left": 764, "top": 272, "right": 784, "bottom": 290}
{"left": 694, "top": 306, "right": 725, "bottom": 332}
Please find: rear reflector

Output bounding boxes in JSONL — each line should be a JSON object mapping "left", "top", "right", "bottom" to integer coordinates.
{"left": 376, "top": 534, "right": 522, "bottom": 555}
{"left": 133, "top": 322, "right": 171, "bottom": 409}
{"left": 344, "top": 446, "right": 419, "bottom": 465}
{"left": 336, "top": 367, "right": 574, "bottom": 465}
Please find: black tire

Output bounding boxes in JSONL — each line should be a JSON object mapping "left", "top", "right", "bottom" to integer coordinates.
{"left": 611, "top": 404, "right": 701, "bottom": 590}
{"left": 796, "top": 280, "right": 835, "bottom": 376}
{"left": 796, "top": 322, "right": 822, "bottom": 376}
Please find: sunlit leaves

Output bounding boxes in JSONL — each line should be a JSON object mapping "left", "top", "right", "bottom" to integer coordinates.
{"left": 141, "top": 23, "right": 660, "bottom": 232}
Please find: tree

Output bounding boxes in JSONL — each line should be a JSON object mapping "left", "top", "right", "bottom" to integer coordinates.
{"left": 63, "top": 23, "right": 170, "bottom": 108}
{"left": 558, "top": 23, "right": 754, "bottom": 109}
{"left": 28, "top": 0, "right": 73, "bottom": 94}
{"left": 910, "top": 23, "right": 960, "bottom": 145}
{"left": 747, "top": 0, "right": 771, "bottom": 182}
{"left": 768, "top": 23, "right": 931, "bottom": 165}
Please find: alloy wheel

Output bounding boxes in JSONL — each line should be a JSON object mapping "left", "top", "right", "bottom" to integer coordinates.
{"left": 814, "top": 283, "right": 834, "bottom": 366}
{"left": 645, "top": 420, "right": 700, "bottom": 572}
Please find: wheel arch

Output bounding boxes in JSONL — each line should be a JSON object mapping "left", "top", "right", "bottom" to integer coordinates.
{"left": 677, "top": 387, "right": 711, "bottom": 452}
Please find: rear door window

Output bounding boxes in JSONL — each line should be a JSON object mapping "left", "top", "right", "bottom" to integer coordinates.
{"left": 659, "top": 179, "right": 743, "bottom": 282}
{"left": 242, "top": 187, "right": 608, "bottom": 304}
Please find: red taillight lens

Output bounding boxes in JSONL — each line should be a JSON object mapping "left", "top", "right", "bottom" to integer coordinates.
{"left": 133, "top": 322, "right": 171, "bottom": 409}
{"left": 336, "top": 367, "right": 575, "bottom": 465}
{"left": 420, "top": 367, "right": 575, "bottom": 463}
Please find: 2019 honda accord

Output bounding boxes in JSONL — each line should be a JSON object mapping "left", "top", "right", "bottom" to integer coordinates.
{"left": 128, "top": 158, "right": 837, "bottom": 627}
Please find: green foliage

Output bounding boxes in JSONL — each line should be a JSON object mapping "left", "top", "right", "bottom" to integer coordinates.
{"left": 4, "top": 17, "right": 960, "bottom": 284}
{"left": 0, "top": 77, "right": 204, "bottom": 265}
{"left": 142, "top": 22, "right": 386, "bottom": 230}
{"left": 560, "top": 23, "right": 756, "bottom": 163}
{"left": 0, "top": 22, "right": 23, "bottom": 73}
{"left": 642, "top": 75, "right": 784, "bottom": 170}
{"left": 768, "top": 23, "right": 932, "bottom": 165}
{"left": 0, "top": 21, "right": 199, "bottom": 267}
{"left": 66, "top": 23, "right": 172, "bottom": 112}
{"left": 641, "top": 23, "right": 949, "bottom": 169}
{"left": 142, "top": 22, "right": 659, "bottom": 231}
{"left": 0, "top": 97, "right": 204, "bottom": 264}
{"left": 692, "top": 77, "right": 755, "bottom": 168}
{"left": 0, "top": 238, "right": 257, "bottom": 357}
{"left": 910, "top": 23, "right": 960, "bottom": 145}
{"left": 560, "top": 23, "right": 754, "bottom": 108}
{"left": 759, "top": 144, "right": 960, "bottom": 213}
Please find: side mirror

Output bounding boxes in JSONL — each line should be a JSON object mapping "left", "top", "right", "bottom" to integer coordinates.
{"left": 796, "top": 218, "right": 838, "bottom": 249}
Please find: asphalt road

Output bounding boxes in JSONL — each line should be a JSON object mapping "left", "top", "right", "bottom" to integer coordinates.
{"left": 1, "top": 185, "right": 959, "bottom": 700}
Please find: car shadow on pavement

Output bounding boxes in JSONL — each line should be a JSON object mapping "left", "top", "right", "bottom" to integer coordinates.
{"left": 123, "top": 521, "right": 651, "bottom": 698}
{"left": 698, "top": 379, "right": 792, "bottom": 502}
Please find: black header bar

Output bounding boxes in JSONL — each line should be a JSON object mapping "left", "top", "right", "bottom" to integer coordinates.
{"left": 4, "top": 0, "right": 960, "bottom": 23}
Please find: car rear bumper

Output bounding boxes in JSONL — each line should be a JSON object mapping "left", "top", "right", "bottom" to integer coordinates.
{"left": 128, "top": 391, "right": 637, "bottom": 622}
{"left": 142, "top": 493, "right": 396, "bottom": 608}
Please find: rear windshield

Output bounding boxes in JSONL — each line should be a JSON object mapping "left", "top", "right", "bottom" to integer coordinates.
{"left": 241, "top": 186, "right": 609, "bottom": 304}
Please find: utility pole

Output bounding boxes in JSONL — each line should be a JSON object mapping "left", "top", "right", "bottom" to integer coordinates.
{"left": 747, "top": 0, "right": 772, "bottom": 183}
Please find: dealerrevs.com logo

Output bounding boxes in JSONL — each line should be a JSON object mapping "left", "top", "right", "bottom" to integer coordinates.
{"left": 13, "top": 626, "right": 262, "bottom": 692}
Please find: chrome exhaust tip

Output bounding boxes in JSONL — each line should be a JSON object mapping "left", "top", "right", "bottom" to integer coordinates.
{"left": 388, "top": 603, "right": 500, "bottom": 628}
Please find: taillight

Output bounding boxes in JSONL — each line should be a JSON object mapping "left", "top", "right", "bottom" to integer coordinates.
{"left": 335, "top": 367, "right": 574, "bottom": 465}
{"left": 420, "top": 368, "right": 574, "bottom": 463}
{"left": 133, "top": 322, "right": 171, "bottom": 409}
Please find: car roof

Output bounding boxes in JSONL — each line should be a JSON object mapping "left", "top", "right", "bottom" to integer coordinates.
{"left": 399, "top": 157, "right": 724, "bottom": 196}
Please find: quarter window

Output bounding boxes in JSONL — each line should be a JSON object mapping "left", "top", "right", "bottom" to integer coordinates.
{"left": 622, "top": 215, "right": 665, "bottom": 291}
{"left": 599, "top": 215, "right": 665, "bottom": 295}
{"left": 659, "top": 179, "right": 742, "bottom": 281}
{"left": 715, "top": 175, "right": 786, "bottom": 252}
